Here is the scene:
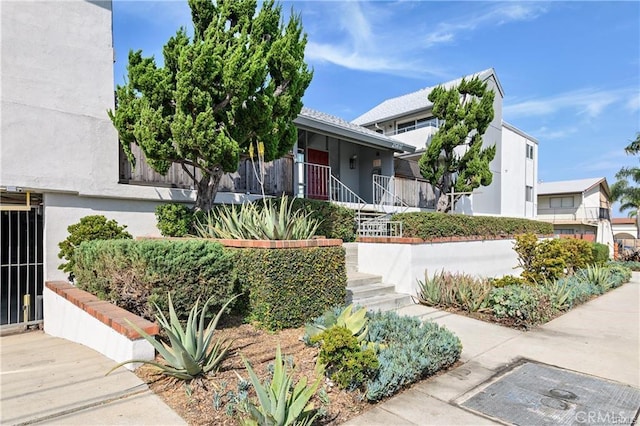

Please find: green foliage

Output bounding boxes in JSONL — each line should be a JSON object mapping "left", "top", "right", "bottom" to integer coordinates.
{"left": 109, "top": 0, "right": 313, "bottom": 211}
{"left": 233, "top": 246, "right": 346, "bottom": 330}
{"left": 74, "top": 239, "right": 238, "bottom": 321}
{"left": 610, "top": 260, "right": 640, "bottom": 271}
{"left": 551, "top": 276, "right": 601, "bottom": 308}
{"left": 392, "top": 212, "right": 552, "bottom": 240}
{"left": 606, "top": 263, "right": 632, "bottom": 284}
{"left": 418, "top": 76, "right": 496, "bottom": 212}
{"left": 491, "top": 275, "right": 527, "bottom": 288}
{"left": 108, "top": 293, "right": 238, "bottom": 380}
{"left": 311, "top": 326, "right": 378, "bottom": 391}
{"left": 591, "top": 243, "right": 610, "bottom": 266}
{"left": 611, "top": 133, "right": 640, "bottom": 219}
{"left": 287, "top": 198, "right": 356, "bottom": 242}
{"left": 542, "top": 279, "right": 572, "bottom": 311}
{"left": 365, "top": 312, "right": 461, "bottom": 401}
{"left": 195, "top": 197, "right": 320, "bottom": 240}
{"left": 487, "top": 285, "right": 552, "bottom": 327}
{"left": 416, "top": 270, "right": 492, "bottom": 312}
{"left": 155, "top": 203, "right": 194, "bottom": 237}
{"left": 241, "top": 346, "right": 320, "bottom": 426}
{"left": 57, "top": 215, "right": 132, "bottom": 273}
{"left": 576, "top": 265, "right": 614, "bottom": 292}
{"left": 514, "top": 234, "right": 594, "bottom": 283}
{"left": 304, "top": 304, "right": 368, "bottom": 343}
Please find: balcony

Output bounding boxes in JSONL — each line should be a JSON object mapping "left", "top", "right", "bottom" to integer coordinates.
{"left": 537, "top": 206, "right": 612, "bottom": 223}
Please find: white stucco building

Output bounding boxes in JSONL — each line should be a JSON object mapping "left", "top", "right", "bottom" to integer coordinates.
{"left": 352, "top": 68, "right": 538, "bottom": 218}
{"left": 537, "top": 177, "right": 614, "bottom": 250}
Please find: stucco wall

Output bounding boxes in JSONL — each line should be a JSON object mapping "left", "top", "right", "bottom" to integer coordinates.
{"left": 357, "top": 239, "right": 520, "bottom": 295}
{"left": 500, "top": 125, "right": 537, "bottom": 218}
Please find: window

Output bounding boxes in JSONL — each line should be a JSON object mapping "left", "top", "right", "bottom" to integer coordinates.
{"left": 550, "top": 196, "right": 574, "bottom": 208}
{"left": 526, "top": 144, "right": 534, "bottom": 160}
{"left": 555, "top": 229, "right": 575, "bottom": 235}
{"left": 395, "top": 116, "right": 439, "bottom": 134}
{"left": 525, "top": 185, "right": 533, "bottom": 202}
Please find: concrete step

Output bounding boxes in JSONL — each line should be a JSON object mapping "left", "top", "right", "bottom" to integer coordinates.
{"left": 352, "top": 292, "right": 414, "bottom": 313}
{"left": 347, "top": 283, "right": 396, "bottom": 301}
{"left": 346, "top": 272, "right": 383, "bottom": 287}
{"left": 346, "top": 264, "right": 359, "bottom": 274}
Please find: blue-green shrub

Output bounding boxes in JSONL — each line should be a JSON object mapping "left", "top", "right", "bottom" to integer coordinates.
{"left": 610, "top": 260, "right": 640, "bottom": 271}
{"left": 606, "top": 263, "right": 632, "bottom": 286}
{"left": 487, "top": 285, "right": 552, "bottom": 327}
{"left": 365, "top": 312, "right": 461, "bottom": 401}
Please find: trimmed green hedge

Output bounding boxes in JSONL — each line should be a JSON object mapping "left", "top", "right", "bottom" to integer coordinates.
{"left": 287, "top": 198, "right": 356, "bottom": 242}
{"left": 233, "top": 246, "right": 347, "bottom": 330}
{"left": 391, "top": 212, "right": 553, "bottom": 240}
{"left": 74, "top": 239, "right": 238, "bottom": 321}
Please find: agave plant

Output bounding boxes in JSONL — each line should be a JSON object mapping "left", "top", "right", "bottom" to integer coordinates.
{"left": 543, "top": 279, "right": 572, "bottom": 311}
{"left": 241, "top": 346, "right": 321, "bottom": 426}
{"left": 108, "top": 293, "right": 240, "bottom": 380}
{"left": 304, "top": 304, "right": 368, "bottom": 342}
{"left": 577, "top": 265, "right": 614, "bottom": 292}
{"left": 416, "top": 270, "right": 443, "bottom": 306}
{"left": 195, "top": 197, "right": 321, "bottom": 240}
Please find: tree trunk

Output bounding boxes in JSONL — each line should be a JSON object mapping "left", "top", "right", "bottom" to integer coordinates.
{"left": 195, "top": 167, "right": 223, "bottom": 212}
{"left": 436, "top": 192, "right": 450, "bottom": 213}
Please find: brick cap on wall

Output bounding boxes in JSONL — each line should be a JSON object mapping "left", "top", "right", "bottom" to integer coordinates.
{"left": 357, "top": 234, "right": 554, "bottom": 244}
{"left": 45, "top": 281, "right": 159, "bottom": 339}
{"left": 139, "top": 236, "right": 343, "bottom": 248}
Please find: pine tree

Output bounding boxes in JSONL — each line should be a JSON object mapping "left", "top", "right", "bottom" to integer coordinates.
{"left": 109, "top": 0, "right": 312, "bottom": 211}
{"left": 418, "top": 76, "right": 496, "bottom": 213}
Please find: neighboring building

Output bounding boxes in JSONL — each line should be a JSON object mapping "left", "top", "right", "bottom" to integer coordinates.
{"left": 352, "top": 68, "right": 538, "bottom": 218}
{"left": 612, "top": 218, "right": 639, "bottom": 253}
{"left": 537, "top": 178, "right": 614, "bottom": 249}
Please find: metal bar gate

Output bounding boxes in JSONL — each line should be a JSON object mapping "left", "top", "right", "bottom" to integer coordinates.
{"left": 1, "top": 199, "right": 44, "bottom": 329}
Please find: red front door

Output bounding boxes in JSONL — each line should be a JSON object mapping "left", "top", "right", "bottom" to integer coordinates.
{"left": 307, "top": 149, "right": 329, "bottom": 200}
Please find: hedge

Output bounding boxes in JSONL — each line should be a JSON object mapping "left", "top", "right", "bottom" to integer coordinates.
{"left": 391, "top": 212, "right": 553, "bottom": 240}
{"left": 74, "top": 239, "right": 238, "bottom": 321}
{"left": 233, "top": 246, "right": 347, "bottom": 330}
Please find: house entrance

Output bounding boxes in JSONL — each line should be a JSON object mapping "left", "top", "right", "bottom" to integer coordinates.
{"left": 1, "top": 192, "right": 44, "bottom": 330}
{"left": 307, "top": 149, "right": 330, "bottom": 200}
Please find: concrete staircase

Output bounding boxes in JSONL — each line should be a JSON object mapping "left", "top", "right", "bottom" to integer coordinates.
{"left": 344, "top": 243, "right": 413, "bottom": 312}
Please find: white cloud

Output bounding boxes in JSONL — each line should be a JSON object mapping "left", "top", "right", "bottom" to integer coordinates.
{"left": 533, "top": 126, "right": 579, "bottom": 140}
{"left": 627, "top": 94, "right": 640, "bottom": 112}
{"left": 505, "top": 88, "right": 635, "bottom": 119}
{"left": 423, "top": 3, "right": 548, "bottom": 48}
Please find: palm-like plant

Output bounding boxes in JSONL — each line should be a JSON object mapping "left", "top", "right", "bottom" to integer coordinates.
{"left": 108, "top": 293, "right": 240, "bottom": 380}
{"left": 612, "top": 133, "right": 640, "bottom": 238}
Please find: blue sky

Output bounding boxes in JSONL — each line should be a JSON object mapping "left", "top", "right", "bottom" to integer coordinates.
{"left": 112, "top": 1, "right": 640, "bottom": 216}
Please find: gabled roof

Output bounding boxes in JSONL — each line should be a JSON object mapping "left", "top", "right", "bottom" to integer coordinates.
{"left": 351, "top": 68, "right": 504, "bottom": 127}
{"left": 538, "top": 177, "right": 610, "bottom": 197}
{"left": 295, "top": 107, "right": 415, "bottom": 153}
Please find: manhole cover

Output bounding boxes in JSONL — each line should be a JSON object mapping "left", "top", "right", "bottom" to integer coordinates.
{"left": 460, "top": 361, "right": 640, "bottom": 425}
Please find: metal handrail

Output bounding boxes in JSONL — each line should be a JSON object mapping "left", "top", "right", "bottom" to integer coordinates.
{"left": 329, "top": 175, "right": 367, "bottom": 209}
{"left": 373, "top": 174, "right": 410, "bottom": 210}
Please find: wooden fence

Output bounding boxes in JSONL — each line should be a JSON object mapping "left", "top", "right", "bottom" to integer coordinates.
{"left": 119, "top": 144, "right": 293, "bottom": 196}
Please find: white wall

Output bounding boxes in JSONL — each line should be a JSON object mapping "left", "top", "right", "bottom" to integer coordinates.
{"left": 501, "top": 125, "right": 537, "bottom": 218}
{"left": 44, "top": 287, "right": 155, "bottom": 370}
{"left": 390, "top": 126, "right": 437, "bottom": 150}
{"left": 357, "top": 239, "right": 520, "bottom": 295}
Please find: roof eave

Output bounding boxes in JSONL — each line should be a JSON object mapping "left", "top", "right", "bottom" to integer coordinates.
{"left": 294, "top": 115, "right": 415, "bottom": 153}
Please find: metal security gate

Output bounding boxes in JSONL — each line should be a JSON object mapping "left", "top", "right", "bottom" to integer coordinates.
{"left": 0, "top": 192, "right": 44, "bottom": 329}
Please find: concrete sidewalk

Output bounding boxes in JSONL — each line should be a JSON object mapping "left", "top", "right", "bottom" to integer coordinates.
{"left": 345, "top": 272, "right": 640, "bottom": 425}
{"left": 0, "top": 331, "right": 186, "bottom": 425}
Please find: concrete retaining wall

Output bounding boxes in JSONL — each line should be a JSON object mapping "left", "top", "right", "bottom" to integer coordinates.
{"left": 357, "top": 239, "right": 520, "bottom": 295}
{"left": 43, "top": 284, "right": 156, "bottom": 370}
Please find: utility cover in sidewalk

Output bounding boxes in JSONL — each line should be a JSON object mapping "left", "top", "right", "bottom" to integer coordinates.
{"left": 460, "top": 361, "right": 640, "bottom": 425}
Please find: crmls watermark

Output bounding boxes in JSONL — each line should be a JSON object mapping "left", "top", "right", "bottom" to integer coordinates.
{"left": 575, "top": 410, "right": 632, "bottom": 424}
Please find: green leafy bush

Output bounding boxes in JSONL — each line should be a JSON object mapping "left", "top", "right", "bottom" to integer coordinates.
{"left": 606, "top": 263, "right": 632, "bottom": 286}
{"left": 196, "top": 197, "right": 320, "bottom": 240}
{"left": 491, "top": 275, "right": 527, "bottom": 288}
{"left": 391, "top": 212, "right": 552, "bottom": 240}
{"left": 365, "top": 312, "right": 461, "bottom": 401}
{"left": 108, "top": 293, "right": 239, "bottom": 380}
{"left": 233, "top": 246, "right": 347, "bottom": 330}
{"left": 609, "top": 260, "right": 640, "bottom": 271}
{"left": 58, "top": 215, "right": 132, "bottom": 273}
{"left": 514, "top": 234, "right": 594, "bottom": 283}
{"left": 416, "top": 270, "right": 491, "bottom": 312}
{"left": 242, "top": 346, "right": 321, "bottom": 426}
{"left": 74, "top": 239, "right": 238, "bottom": 321}
{"left": 591, "top": 243, "right": 610, "bottom": 265}
{"left": 311, "top": 326, "right": 378, "bottom": 390}
{"left": 155, "top": 203, "right": 194, "bottom": 237}
{"left": 487, "top": 285, "right": 553, "bottom": 327}
{"left": 288, "top": 198, "right": 356, "bottom": 242}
